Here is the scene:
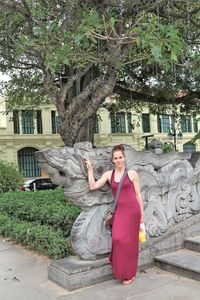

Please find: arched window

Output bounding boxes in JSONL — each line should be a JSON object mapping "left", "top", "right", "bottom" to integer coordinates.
{"left": 183, "top": 142, "right": 196, "bottom": 153}
{"left": 18, "top": 147, "right": 41, "bottom": 177}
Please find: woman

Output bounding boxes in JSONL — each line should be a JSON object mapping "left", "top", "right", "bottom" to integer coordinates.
{"left": 85, "top": 144, "right": 144, "bottom": 285}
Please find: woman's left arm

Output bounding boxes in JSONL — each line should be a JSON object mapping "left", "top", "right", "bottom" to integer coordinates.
{"left": 129, "top": 170, "right": 144, "bottom": 223}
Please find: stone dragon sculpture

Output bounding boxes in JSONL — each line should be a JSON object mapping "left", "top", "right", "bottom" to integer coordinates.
{"left": 35, "top": 142, "right": 200, "bottom": 260}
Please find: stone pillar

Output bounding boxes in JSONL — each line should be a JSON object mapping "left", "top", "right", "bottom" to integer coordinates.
{"left": 148, "top": 139, "right": 163, "bottom": 154}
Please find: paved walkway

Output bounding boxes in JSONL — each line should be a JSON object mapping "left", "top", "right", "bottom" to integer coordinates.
{"left": 1, "top": 237, "right": 200, "bottom": 300}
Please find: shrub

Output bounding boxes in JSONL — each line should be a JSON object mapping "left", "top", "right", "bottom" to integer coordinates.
{"left": 162, "top": 142, "right": 174, "bottom": 152}
{"left": 0, "top": 161, "right": 22, "bottom": 193}
{"left": 0, "top": 213, "right": 74, "bottom": 258}
{"left": 0, "top": 189, "right": 80, "bottom": 236}
{"left": 0, "top": 189, "right": 80, "bottom": 258}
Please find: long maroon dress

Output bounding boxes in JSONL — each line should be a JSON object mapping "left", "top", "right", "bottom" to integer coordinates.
{"left": 109, "top": 170, "right": 141, "bottom": 280}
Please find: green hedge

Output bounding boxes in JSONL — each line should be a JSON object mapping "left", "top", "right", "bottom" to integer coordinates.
{"left": 0, "top": 189, "right": 80, "bottom": 236}
{"left": 0, "top": 213, "right": 73, "bottom": 258}
{"left": 0, "top": 189, "right": 81, "bottom": 258}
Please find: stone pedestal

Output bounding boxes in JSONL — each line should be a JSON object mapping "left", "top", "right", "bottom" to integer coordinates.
{"left": 48, "top": 256, "right": 113, "bottom": 291}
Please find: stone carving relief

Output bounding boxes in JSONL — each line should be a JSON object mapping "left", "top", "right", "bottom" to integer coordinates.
{"left": 35, "top": 142, "right": 200, "bottom": 260}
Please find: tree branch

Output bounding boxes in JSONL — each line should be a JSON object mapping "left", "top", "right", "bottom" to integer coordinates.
{"left": 122, "top": 56, "right": 150, "bottom": 66}
{"left": 68, "top": 66, "right": 116, "bottom": 141}
{"left": 0, "top": 61, "right": 40, "bottom": 70}
{"left": 0, "top": 55, "right": 43, "bottom": 70}
{"left": 114, "top": 84, "right": 200, "bottom": 106}
{"left": 60, "top": 63, "right": 94, "bottom": 105}
{"left": 43, "top": 71, "right": 59, "bottom": 105}
{"left": 65, "top": 75, "right": 105, "bottom": 119}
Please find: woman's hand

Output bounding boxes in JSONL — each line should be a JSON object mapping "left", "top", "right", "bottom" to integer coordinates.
{"left": 84, "top": 158, "right": 93, "bottom": 171}
{"left": 84, "top": 158, "right": 109, "bottom": 190}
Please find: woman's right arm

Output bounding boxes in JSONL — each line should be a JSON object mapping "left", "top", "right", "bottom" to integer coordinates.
{"left": 85, "top": 158, "right": 110, "bottom": 190}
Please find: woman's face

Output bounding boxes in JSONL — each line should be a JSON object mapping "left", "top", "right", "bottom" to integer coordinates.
{"left": 112, "top": 150, "right": 125, "bottom": 168}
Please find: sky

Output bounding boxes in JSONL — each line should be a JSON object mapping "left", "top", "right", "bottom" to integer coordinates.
{"left": 0, "top": 73, "right": 9, "bottom": 82}
{"left": 0, "top": 73, "right": 9, "bottom": 95}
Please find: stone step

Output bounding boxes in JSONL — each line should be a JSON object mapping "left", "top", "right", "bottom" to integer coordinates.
{"left": 155, "top": 248, "right": 200, "bottom": 281}
{"left": 48, "top": 256, "right": 113, "bottom": 291}
{"left": 185, "top": 235, "right": 200, "bottom": 252}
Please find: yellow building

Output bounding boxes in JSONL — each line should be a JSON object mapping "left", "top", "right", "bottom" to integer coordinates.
{"left": 0, "top": 97, "right": 199, "bottom": 177}
{"left": 0, "top": 98, "right": 64, "bottom": 177}
{"left": 94, "top": 107, "right": 200, "bottom": 152}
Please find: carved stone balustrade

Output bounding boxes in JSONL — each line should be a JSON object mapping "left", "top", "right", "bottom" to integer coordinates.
{"left": 35, "top": 142, "right": 200, "bottom": 260}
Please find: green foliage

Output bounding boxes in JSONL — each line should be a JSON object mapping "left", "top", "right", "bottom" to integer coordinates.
{"left": 4, "top": 70, "right": 51, "bottom": 110}
{"left": 1, "top": 1, "right": 199, "bottom": 84}
{"left": 0, "top": 213, "right": 73, "bottom": 258}
{"left": 0, "top": 189, "right": 80, "bottom": 258}
{"left": 127, "top": 12, "right": 186, "bottom": 71}
{"left": 0, "top": 1, "right": 199, "bottom": 143}
{"left": 0, "top": 189, "right": 81, "bottom": 236}
{"left": 162, "top": 142, "right": 175, "bottom": 152}
{"left": 0, "top": 161, "right": 22, "bottom": 194}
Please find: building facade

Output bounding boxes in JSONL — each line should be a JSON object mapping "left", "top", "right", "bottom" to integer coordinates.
{"left": 0, "top": 97, "right": 199, "bottom": 177}
{"left": 0, "top": 98, "right": 64, "bottom": 177}
{"left": 94, "top": 107, "right": 200, "bottom": 153}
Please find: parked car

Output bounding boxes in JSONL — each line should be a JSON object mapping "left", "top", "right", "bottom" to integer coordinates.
{"left": 19, "top": 177, "right": 58, "bottom": 191}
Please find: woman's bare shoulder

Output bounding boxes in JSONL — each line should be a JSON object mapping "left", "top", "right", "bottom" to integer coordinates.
{"left": 127, "top": 169, "right": 138, "bottom": 180}
{"left": 103, "top": 169, "right": 113, "bottom": 181}
{"left": 104, "top": 169, "right": 113, "bottom": 177}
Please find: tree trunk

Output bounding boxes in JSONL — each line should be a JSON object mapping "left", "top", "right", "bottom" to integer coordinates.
{"left": 57, "top": 66, "right": 116, "bottom": 146}
{"left": 76, "top": 115, "right": 96, "bottom": 145}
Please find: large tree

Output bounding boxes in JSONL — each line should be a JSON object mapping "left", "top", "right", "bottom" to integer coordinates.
{"left": 0, "top": 0, "right": 199, "bottom": 146}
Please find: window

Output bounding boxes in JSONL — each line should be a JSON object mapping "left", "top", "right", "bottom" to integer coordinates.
{"left": 13, "top": 110, "right": 20, "bottom": 134}
{"left": 21, "top": 110, "right": 34, "bottom": 134}
{"left": 193, "top": 116, "right": 198, "bottom": 133}
{"left": 13, "top": 110, "right": 43, "bottom": 134}
{"left": 18, "top": 147, "right": 41, "bottom": 177}
{"left": 171, "top": 115, "right": 176, "bottom": 131}
{"left": 181, "top": 116, "right": 192, "bottom": 133}
{"left": 111, "top": 112, "right": 125, "bottom": 133}
{"left": 36, "top": 110, "right": 43, "bottom": 134}
{"left": 51, "top": 111, "right": 56, "bottom": 133}
{"left": 111, "top": 112, "right": 132, "bottom": 133}
{"left": 142, "top": 114, "right": 150, "bottom": 133}
{"left": 127, "top": 112, "right": 132, "bottom": 133}
{"left": 51, "top": 111, "right": 60, "bottom": 134}
{"left": 94, "top": 116, "right": 99, "bottom": 134}
{"left": 157, "top": 114, "right": 170, "bottom": 133}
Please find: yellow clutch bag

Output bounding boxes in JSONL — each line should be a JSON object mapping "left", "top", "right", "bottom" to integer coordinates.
{"left": 139, "top": 223, "right": 147, "bottom": 243}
